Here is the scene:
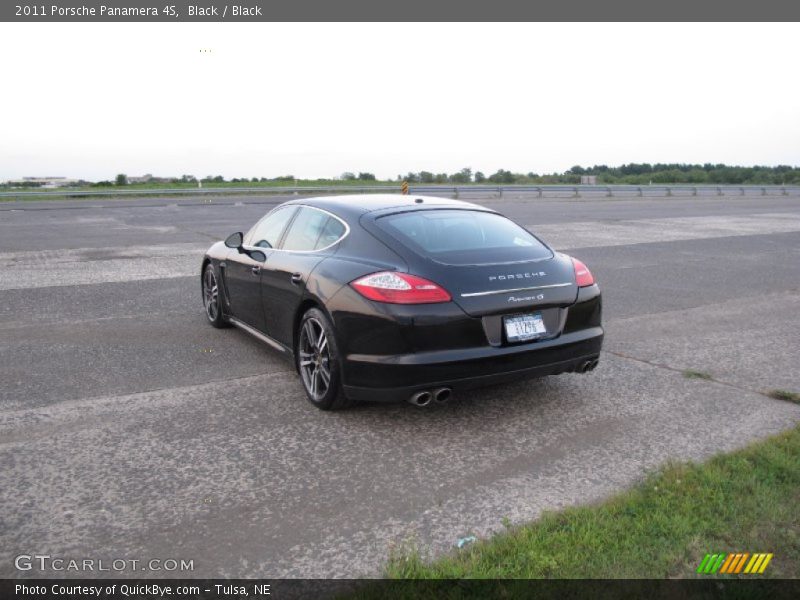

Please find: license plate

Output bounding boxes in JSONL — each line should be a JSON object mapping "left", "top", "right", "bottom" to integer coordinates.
{"left": 504, "top": 313, "right": 546, "bottom": 342}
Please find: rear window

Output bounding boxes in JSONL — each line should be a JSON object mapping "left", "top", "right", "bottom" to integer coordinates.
{"left": 377, "top": 209, "right": 552, "bottom": 265}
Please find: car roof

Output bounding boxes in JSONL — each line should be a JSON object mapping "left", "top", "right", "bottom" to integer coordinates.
{"left": 283, "top": 194, "right": 489, "bottom": 219}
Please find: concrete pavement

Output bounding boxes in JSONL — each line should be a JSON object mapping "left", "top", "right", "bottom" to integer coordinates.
{"left": 1, "top": 193, "right": 798, "bottom": 578}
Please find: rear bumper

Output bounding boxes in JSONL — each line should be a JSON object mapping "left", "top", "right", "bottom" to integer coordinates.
{"left": 342, "top": 326, "right": 603, "bottom": 403}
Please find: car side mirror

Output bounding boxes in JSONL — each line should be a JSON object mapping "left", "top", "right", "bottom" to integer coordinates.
{"left": 249, "top": 250, "right": 267, "bottom": 263}
{"left": 225, "top": 232, "right": 244, "bottom": 249}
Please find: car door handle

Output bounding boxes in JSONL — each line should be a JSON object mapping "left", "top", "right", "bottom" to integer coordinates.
{"left": 250, "top": 266, "right": 261, "bottom": 275}
{"left": 290, "top": 272, "right": 303, "bottom": 285}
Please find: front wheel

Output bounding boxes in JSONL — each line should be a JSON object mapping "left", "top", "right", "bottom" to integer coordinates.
{"left": 297, "top": 308, "right": 354, "bottom": 410}
{"left": 202, "top": 263, "right": 227, "bottom": 328}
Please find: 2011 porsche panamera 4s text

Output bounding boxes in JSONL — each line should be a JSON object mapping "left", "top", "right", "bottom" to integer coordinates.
{"left": 201, "top": 195, "right": 603, "bottom": 410}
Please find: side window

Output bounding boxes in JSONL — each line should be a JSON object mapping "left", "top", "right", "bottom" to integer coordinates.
{"left": 247, "top": 206, "right": 297, "bottom": 248}
{"left": 281, "top": 208, "right": 346, "bottom": 251}
{"left": 315, "top": 216, "right": 347, "bottom": 250}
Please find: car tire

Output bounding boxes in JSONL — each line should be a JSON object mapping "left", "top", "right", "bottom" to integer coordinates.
{"left": 202, "top": 263, "right": 227, "bottom": 329}
{"left": 296, "top": 308, "right": 354, "bottom": 410}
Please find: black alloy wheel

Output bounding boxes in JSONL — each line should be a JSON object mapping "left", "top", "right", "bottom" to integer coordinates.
{"left": 297, "top": 308, "right": 353, "bottom": 410}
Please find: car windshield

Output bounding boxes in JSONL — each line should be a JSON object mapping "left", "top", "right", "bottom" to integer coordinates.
{"left": 376, "top": 209, "right": 552, "bottom": 265}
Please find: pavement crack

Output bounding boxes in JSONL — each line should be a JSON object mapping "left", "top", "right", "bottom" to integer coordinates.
{"left": 602, "top": 348, "right": 778, "bottom": 401}
{"left": 0, "top": 371, "right": 295, "bottom": 420}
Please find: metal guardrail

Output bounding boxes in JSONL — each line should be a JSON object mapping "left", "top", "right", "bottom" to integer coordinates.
{"left": 410, "top": 185, "right": 800, "bottom": 198}
{"left": 1, "top": 184, "right": 799, "bottom": 199}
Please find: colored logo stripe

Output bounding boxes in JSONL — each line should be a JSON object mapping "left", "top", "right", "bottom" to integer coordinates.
{"left": 697, "top": 554, "right": 726, "bottom": 574}
{"left": 733, "top": 553, "right": 749, "bottom": 573}
{"left": 721, "top": 553, "right": 743, "bottom": 574}
{"left": 757, "top": 554, "right": 773, "bottom": 574}
{"left": 699, "top": 553, "right": 773, "bottom": 574}
{"left": 696, "top": 554, "right": 711, "bottom": 573}
{"left": 744, "top": 554, "right": 761, "bottom": 574}
{"left": 711, "top": 554, "right": 726, "bottom": 573}
{"left": 719, "top": 553, "right": 735, "bottom": 573}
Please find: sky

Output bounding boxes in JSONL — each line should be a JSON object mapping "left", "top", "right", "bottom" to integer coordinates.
{"left": 1, "top": 22, "right": 799, "bottom": 181}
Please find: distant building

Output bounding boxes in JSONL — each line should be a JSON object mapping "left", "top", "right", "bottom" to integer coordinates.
{"left": 127, "top": 174, "right": 152, "bottom": 184}
{"left": 4, "top": 177, "right": 79, "bottom": 188}
{"left": 127, "top": 174, "right": 174, "bottom": 184}
{"left": 580, "top": 175, "right": 597, "bottom": 185}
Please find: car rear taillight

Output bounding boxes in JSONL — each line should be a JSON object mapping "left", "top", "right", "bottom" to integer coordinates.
{"left": 351, "top": 271, "right": 451, "bottom": 304}
{"left": 571, "top": 257, "right": 595, "bottom": 287}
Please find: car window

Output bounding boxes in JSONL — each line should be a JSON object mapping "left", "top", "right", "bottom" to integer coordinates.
{"left": 247, "top": 206, "right": 297, "bottom": 248}
{"left": 377, "top": 209, "right": 552, "bottom": 265}
{"left": 281, "top": 207, "right": 346, "bottom": 251}
{"left": 315, "top": 215, "right": 347, "bottom": 250}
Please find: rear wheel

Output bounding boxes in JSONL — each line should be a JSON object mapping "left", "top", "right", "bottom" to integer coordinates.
{"left": 297, "top": 308, "right": 354, "bottom": 410}
{"left": 202, "top": 264, "right": 227, "bottom": 328}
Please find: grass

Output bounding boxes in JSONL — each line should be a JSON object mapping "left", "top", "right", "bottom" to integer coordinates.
{"left": 767, "top": 390, "right": 800, "bottom": 404}
{"left": 683, "top": 369, "right": 714, "bottom": 380}
{"left": 0, "top": 179, "right": 399, "bottom": 201}
{"left": 383, "top": 425, "right": 800, "bottom": 579}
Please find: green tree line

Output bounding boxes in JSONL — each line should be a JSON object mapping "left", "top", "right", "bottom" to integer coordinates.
{"left": 397, "top": 164, "right": 800, "bottom": 185}
{"left": 103, "top": 164, "right": 800, "bottom": 187}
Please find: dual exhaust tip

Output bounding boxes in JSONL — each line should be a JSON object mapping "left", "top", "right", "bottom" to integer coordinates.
{"left": 409, "top": 387, "right": 452, "bottom": 407}
{"left": 576, "top": 358, "right": 599, "bottom": 374}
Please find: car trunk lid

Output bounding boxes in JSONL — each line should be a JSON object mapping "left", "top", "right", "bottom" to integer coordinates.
{"left": 427, "top": 254, "right": 577, "bottom": 316}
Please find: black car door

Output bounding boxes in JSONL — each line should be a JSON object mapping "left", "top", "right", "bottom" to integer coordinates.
{"left": 261, "top": 207, "right": 347, "bottom": 346}
{"left": 223, "top": 250, "right": 270, "bottom": 331}
{"left": 223, "top": 206, "right": 298, "bottom": 332}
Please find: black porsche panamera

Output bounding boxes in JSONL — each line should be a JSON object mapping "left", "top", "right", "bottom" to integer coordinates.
{"left": 201, "top": 194, "right": 603, "bottom": 410}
